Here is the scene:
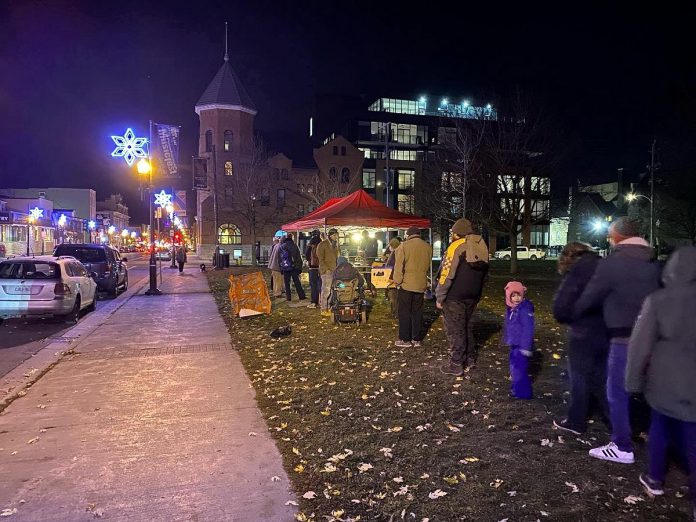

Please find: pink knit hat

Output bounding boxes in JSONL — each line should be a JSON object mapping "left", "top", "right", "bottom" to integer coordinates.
{"left": 505, "top": 281, "right": 527, "bottom": 308}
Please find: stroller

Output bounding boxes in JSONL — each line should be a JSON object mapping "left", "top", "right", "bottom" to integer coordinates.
{"left": 329, "top": 260, "right": 368, "bottom": 324}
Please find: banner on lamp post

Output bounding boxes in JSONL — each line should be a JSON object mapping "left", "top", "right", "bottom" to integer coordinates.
{"left": 152, "top": 123, "right": 180, "bottom": 178}
{"left": 193, "top": 157, "right": 208, "bottom": 190}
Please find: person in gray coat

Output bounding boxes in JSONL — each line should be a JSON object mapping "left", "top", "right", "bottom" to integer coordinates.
{"left": 625, "top": 246, "right": 696, "bottom": 517}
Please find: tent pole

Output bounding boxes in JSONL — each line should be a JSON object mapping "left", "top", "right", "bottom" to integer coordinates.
{"left": 429, "top": 228, "right": 433, "bottom": 293}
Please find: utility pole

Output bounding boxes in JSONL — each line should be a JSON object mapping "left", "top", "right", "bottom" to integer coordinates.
{"left": 649, "top": 139, "right": 656, "bottom": 249}
{"left": 384, "top": 122, "right": 390, "bottom": 208}
{"left": 212, "top": 143, "right": 220, "bottom": 267}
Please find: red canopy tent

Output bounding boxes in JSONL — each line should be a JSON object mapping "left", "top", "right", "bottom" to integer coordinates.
{"left": 281, "top": 190, "right": 430, "bottom": 232}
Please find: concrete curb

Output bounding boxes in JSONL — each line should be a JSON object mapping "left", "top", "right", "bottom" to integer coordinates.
{"left": 0, "top": 273, "right": 151, "bottom": 412}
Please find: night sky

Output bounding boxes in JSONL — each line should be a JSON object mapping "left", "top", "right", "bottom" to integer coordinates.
{"left": 1, "top": 1, "right": 694, "bottom": 223}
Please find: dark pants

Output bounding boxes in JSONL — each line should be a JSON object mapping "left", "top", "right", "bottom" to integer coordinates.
{"left": 283, "top": 269, "right": 306, "bottom": 301}
{"left": 397, "top": 289, "right": 423, "bottom": 342}
{"left": 509, "top": 347, "right": 533, "bottom": 399}
{"left": 177, "top": 261, "right": 185, "bottom": 273}
{"left": 565, "top": 337, "right": 610, "bottom": 431}
{"left": 443, "top": 299, "right": 478, "bottom": 367}
{"left": 386, "top": 288, "right": 398, "bottom": 318}
{"left": 607, "top": 342, "right": 632, "bottom": 452}
{"left": 308, "top": 268, "right": 321, "bottom": 304}
{"left": 648, "top": 409, "right": 696, "bottom": 507}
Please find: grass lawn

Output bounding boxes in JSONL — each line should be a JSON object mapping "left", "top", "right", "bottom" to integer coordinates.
{"left": 207, "top": 260, "right": 691, "bottom": 521}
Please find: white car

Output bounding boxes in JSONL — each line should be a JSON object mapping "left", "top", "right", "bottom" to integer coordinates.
{"left": 0, "top": 255, "right": 98, "bottom": 325}
{"left": 493, "top": 246, "right": 547, "bottom": 260}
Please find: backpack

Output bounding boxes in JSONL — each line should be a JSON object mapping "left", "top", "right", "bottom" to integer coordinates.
{"left": 279, "top": 244, "right": 294, "bottom": 271}
{"left": 310, "top": 244, "right": 320, "bottom": 267}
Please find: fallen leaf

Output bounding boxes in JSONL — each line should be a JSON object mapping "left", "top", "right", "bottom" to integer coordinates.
{"left": 271, "top": 476, "right": 281, "bottom": 482}
{"left": 623, "top": 495, "right": 644, "bottom": 505}
{"left": 428, "top": 489, "right": 447, "bottom": 499}
{"left": 565, "top": 481, "right": 580, "bottom": 493}
{"left": 302, "top": 491, "right": 317, "bottom": 499}
{"left": 285, "top": 500, "right": 299, "bottom": 506}
{"left": 357, "top": 462, "right": 374, "bottom": 473}
{"left": 26, "top": 437, "right": 39, "bottom": 445}
{"left": 0, "top": 508, "right": 17, "bottom": 517}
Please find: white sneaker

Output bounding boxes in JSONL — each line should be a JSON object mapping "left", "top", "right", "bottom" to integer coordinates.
{"left": 412, "top": 341, "right": 422, "bottom": 347}
{"left": 306, "top": 303, "right": 317, "bottom": 308}
{"left": 588, "top": 442, "right": 634, "bottom": 464}
{"left": 394, "top": 340, "right": 412, "bottom": 348}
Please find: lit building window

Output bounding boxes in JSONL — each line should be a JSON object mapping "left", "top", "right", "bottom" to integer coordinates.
{"left": 223, "top": 130, "right": 233, "bottom": 151}
{"left": 362, "top": 168, "right": 376, "bottom": 189}
{"left": 397, "top": 194, "right": 415, "bottom": 214}
{"left": 218, "top": 224, "right": 241, "bottom": 245}
{"left": 397, "top": 169, "right": 415, "bottom": 190}
{"left": 224, "top": 161, "right": 233, "bottom": 176}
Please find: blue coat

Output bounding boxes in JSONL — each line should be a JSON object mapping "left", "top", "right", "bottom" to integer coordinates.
{"left": 504, "top": 299, "right": 535, "bottom": 351}
{"left": 574, "top": 243, "right": 661, "bottom": 339}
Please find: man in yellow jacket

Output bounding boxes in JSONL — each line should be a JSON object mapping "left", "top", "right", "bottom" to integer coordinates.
{"left": 316, "top": 228, "right": 340, "bottom": 316}
{"left": 391, "top": 226, "right": 432, "bottom": 347}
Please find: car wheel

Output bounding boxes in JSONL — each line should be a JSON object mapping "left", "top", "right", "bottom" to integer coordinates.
{"left": 122, "top": 275, "right": 129, "bottom": 292}
{"left": 65, "top": 296, "right": 81, "bottom": 324}
{"left": 503, "top": 255, "right": 511, "bottom": 260}
{"left": 530, "top": 255, "right": 537, "bottom": 260}
{"left": 85, "top": 295, "right": 96, "bottom": 313}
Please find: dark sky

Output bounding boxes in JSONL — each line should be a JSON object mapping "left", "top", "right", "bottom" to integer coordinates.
{"left": 1, "top": 1, "right": 695, "bottom": 222}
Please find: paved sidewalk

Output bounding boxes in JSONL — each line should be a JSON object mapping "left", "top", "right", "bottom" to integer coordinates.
{"left": 0, "top": 267, "right": 296, "bottom": 521}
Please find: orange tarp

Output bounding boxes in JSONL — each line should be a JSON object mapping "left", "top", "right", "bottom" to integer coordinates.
{"left": 228, "top": 272, "right": 271, "bottom": 316}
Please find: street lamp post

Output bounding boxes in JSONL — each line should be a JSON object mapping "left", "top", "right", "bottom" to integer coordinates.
{"left": 626, "top": 192, "right": 653, "bottom": 248}
{"left": 137, "top": 157, "right": 162, "bottom": 295}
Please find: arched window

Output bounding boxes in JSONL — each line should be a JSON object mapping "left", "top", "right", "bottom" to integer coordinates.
{"left": 205, "top": 130, "right": 213, "bottom": 152}
{"left": 281, "top": 168, "right": 289, "bottom": 180}
{"left": 223, "top": 130, "right": 233, "bottom": 151}
{"left": 218, "top": 224, "right": 241, "bottom": 245}
{"left": 224, "top": 160, "right": 233, "bottom": 176}
{"left": 329, "top": 167, "right": 337, "bottom": 181}
{"left": 341, "top": 167, "right": 351, "bottom": 184}
{"left": 273, "top": 168, "right": 280, "bottom": 180}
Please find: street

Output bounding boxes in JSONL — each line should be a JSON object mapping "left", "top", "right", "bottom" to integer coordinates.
{"left": 0, "top": 253, "right": 173, "bottom": 379}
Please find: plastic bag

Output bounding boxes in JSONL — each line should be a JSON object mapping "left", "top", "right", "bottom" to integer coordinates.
{"left": 228, "top": 272, "right": 271, "bottom": 317}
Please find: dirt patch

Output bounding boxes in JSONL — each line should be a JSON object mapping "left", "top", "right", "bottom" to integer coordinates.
{"left": 207, "top": 264, "right": 691, "bottom": 521}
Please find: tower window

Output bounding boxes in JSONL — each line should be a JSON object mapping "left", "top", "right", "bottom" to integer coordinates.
{"left": 276, "top": 189, "right": 286, "bottom": 208}
{"left": 341, "top": 146, "right": 346, "bottom": 156}
{"left": 341, "top": 167, "right": 351, "bottom": 184}
{"left": 224, "top": 130, "right": 233, "bottom": 152}
{"left": 281, "top": 168, "right": 289, "bottom": 180}
{"left": 205, "top": 130, "right": 213, "bottom": 152}
{"left": 273, "top": 168, "right": 280, "bottom": 180}
{"left": 333, "top": 146, "right": 338, "bottom": 155}
{"left": 224, "top": 161, "right": 233, "bottom": 176}
{"left": 329, "top": 167, "right": 337, "bottom": 181}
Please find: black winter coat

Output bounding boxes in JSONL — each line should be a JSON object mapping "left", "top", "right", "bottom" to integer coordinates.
{"left": 280, "top": 239, "right": 303, "bottom": 272}
{"left": 553, "top": 253, "right": 609, "bottom": 348}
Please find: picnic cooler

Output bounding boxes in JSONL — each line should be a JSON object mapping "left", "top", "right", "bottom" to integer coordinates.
{"left": 370, "top": 266, "right": 393, "bottom": 289}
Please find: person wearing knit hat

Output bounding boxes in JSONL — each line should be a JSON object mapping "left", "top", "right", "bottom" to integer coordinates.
{"left": 437, "top": 218, "right": 489, "bottom": 376}
{"left": 503, "top": 281, "right": 535, "bottom": 399}
{"left": 391, "top": 226, "right": 432, "bottom": 347}
{"left": 316, "top": 228, "right": 341, "bottom": 315}
{"left": 383, "top": 236, "right": 403, "bottom": 318}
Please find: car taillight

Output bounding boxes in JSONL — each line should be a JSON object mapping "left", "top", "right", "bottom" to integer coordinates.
{"left": 54, "top": 283, "right": 72, "bottom": 297}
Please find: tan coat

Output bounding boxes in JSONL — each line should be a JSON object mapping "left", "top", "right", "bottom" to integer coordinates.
{"left": 392, "top": 235, "right": 432, "bottom": 293}
{"left": 316, "top": 239, "right": 339, "bottom": 275}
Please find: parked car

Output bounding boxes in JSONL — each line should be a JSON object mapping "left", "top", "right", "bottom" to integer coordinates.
{"left": 0, "top": 255, "right": 97, "bottom": 325}
{"left": 53, "top": 244, "right": 128, "bottom": 297}
{"left": 155, "top": 248, "right": 172, "bottom": 261}
{"left": 493, "top": 246, "right": 547, "bottom": 260}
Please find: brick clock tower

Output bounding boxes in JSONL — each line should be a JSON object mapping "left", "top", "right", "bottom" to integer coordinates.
{"left": 195, "top": 49, "right": 257, "bottom": 258}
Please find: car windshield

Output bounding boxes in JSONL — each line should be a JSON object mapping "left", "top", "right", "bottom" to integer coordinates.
{"left": 0, "top": 261, "right": 61, "bottom": 279}
{"left": 54, "top": 246, "right": 106, "bottom": 263}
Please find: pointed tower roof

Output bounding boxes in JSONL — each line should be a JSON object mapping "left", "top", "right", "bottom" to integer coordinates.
{"left": 195, "top": 60, "right": 257, "bottom": 115}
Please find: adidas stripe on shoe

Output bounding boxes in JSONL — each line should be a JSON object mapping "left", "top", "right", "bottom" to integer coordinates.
{"left": 588, "top": 442, "right": 634, "bottom": 464}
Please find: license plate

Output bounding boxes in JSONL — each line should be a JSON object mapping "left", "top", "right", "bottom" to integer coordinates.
{"left": 13, "top": 286, "right": 31, "bottom": 293}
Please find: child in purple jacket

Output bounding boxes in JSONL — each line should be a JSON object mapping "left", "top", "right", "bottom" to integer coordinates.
{"left": 504, "top": 281, "right": 535, "bottom": 399}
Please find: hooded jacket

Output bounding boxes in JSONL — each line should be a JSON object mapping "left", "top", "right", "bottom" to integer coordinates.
{"left": 435, "top": 233, "right": 489, "bottom": 304}
{"left": 625, "top": 246, "right": 696, "bottom": 422}
{"left": 574, "top": 240, "right": 661, "bottom": 339}
{"left": 279, "top": 237, "right": 303, "bottom": 272}
{"left": 268, "top": 241, "right": 282, "bottom": 272}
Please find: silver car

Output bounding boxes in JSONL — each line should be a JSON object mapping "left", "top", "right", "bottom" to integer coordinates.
{"left": 0, "top": 255, "right": 98, "bottom": 325}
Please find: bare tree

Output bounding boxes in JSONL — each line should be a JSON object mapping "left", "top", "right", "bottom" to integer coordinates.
{"left": 657, "top": 173, "right": 696, "bottom": 246}
{"left": 223, "top": 135, "right": 272, "bottom": 266}
{"left": 306, "top": 167, "right": 362, "bottom": 208}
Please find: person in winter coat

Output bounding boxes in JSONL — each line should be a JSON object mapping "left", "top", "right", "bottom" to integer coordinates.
{"left": 552, "top": 242, "right": 610, "bottom": 435}
{"left": 268, "top": 237, "right": 284, "bottom": 298}
{"left": 436, "top": 218, "right": 489, "bottom": 376}
{"left": 316, "top": 228, "right": 340, "bottom": 315}
{"left": 504, "top": 281, "right": 535, "bottom": 399}
{"left": 391, "top": 227, "right": 432, "bottom": 348}
{"left": 305, "top": 230, "right": 322, "bottom": 308}
{"left": 175, "top": 246, "right": 187, "bottom": 274}
{"left": 574, "top": 217, "right": 662, "bottom": 465}
{"left": 625, "top": 246, "right": 696, "bottom": 517}
{"left": 279, "top": 236, "right": 306, "bottom": 301}
{"left": 383, "top": 237, "right": 402, "bottom": 318}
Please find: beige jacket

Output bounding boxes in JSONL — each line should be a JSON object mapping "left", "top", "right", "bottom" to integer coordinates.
{"left": 391, "top": 235, "right": 432, "bottom": 293}
{"left": 316, "top": 239, "right": 339, "bottom": 275}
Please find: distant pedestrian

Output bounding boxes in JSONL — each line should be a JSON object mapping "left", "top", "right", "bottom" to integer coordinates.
{"left": 279, "top": 236, "right": 306, "bottom": 301}
{"left": 504, "top": 281, "right": 535, "bottom": 399}
{"left": 436, "top": 218, "right": 489, "bottom": 376}
{"left": 360, "top": 230, "right": 379, "bottom": 289}
{"left": 391, "top": 226, "right": 432, "bottom": 348}
{"left": 625, "top": 246, "right": 696, "bottom": 515}
{"left": 305, "top": 230, "right": 322, "bottom": 308}
{"left": 268, "top": 237, "right": 284, "bottom": 298}
{"left": 552, "top": 242, "right": 609, "bottom": 435}
{"left": 175, "top": 246, "right": 187, "bottom": 274}
{"left": 575, "top": 217, "right": 662, "bottom": 464}
{"left": 316, "top": 228, "right": 340, "bottom": 316}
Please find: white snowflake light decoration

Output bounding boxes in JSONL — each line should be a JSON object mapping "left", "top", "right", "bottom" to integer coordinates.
{"left": 154, "top": 190, "right": 173, "bottom": 208}
{"left": 29, "top": 207, "right": 44, "bottom": 221}
{"left": 111, "top": 128, "right": 147, "bottom": 166}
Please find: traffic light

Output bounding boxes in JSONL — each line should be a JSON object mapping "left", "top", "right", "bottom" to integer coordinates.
{"left": 173, "top": 231, "right": 182, "bottom": 243}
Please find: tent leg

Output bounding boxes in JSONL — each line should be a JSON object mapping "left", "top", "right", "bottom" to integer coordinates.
{"left": 429, "top": 228, "right": 433, "bottom": 292}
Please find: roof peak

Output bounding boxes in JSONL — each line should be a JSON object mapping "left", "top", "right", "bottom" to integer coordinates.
{"left": 195, "top": 60, "right": 257, "bottom": 115}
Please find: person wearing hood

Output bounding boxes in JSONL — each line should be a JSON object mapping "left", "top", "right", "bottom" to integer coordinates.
{"left": 305, "top": 230, "right": 322, "bottom": 308}
{"left": 435, "top": 218, "right": 489, "bottom": 376}
{"left": 503, "top": 281, "right": 535, "bottom": 399}
{"left": 574, "top": 217, "right": 662, "bottom": 465}
{"left": 391, "top": 226, "right": 432, "bottom": 348}
{"left": 279, "top": 235, "right": 306, "bottom": 301}
{"left": 625, "top": 246, "right": 696, "bottom": 515}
